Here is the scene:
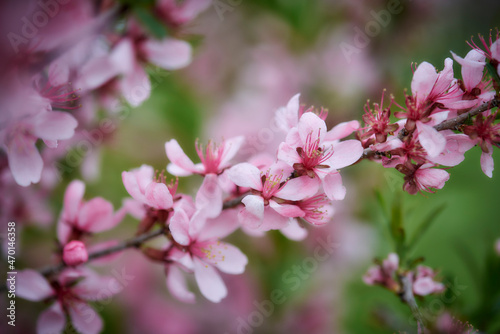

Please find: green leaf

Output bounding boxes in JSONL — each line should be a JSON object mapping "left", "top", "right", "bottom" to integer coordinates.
{"left": 133, "top": 7, "right": 168, "bottom": 39}
{"left": 374, "top": 189, "right": 389, "bottom": 220}
{"left": 407, "top": 203, "right": 446, "bottom": 253}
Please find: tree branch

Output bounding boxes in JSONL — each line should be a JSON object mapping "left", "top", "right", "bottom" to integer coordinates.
{"left": 398, "top": 274, "right": 426, "bottom": 334}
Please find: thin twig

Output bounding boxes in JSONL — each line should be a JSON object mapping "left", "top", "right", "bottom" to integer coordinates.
{"left": 398, "top": 274, "right": 426, "bottom": 333}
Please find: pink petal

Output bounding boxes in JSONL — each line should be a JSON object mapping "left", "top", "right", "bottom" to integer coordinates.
{"left": 6, "top": 135, "right": 43, "bottom": 186}
{"left": 259, "top": 207, "right": 291, "bottom": 231}
{"left": 16, "top": 270, "right": 54, "bottom": 301}
{"left": 109, "top": 38, "right": 136, "bottom": 75}
{"left": 145, "top": 182, "right": 173, "bottom": 210}
{"left": 72, "top": 271, "right": 119, "bottom": 301}
{"left": 195, "top": 174, "right": 223, "bottom": 218}
{"left": 169, "top": 208, "right": 191, "bottom": 246}
{"left": 325, "top": 120, "right": 360, "bottom": 141}
{"left": 77, "top": 56, "right": 118, "bottom": 90}
{"left": 77, "top": 197, "right": 114, "bottom": 233}
{"left": 452, "top": 50, "right": 486, "bottom": 90}
{"left": 298, "top": 112, "right": 327, "bottom": 145}
{"left": 416, "top": 121, "right": 446, "bottom": 157}
{"left": 165, "top": 139, "right": 197, "bottom": 176}
{"left": 323, "top": 172, "right": 346, "bottom": 200}
{"left": 31, "top": 111, "right": 77, "bottom": 141}
{"left": 63, "top": 180, "right": 85, "bottom": 223}
{"left": 201, "top": 209, "right": 240, "bottom": 240}
{"left": 166, "top": 265, "right": 195, "bottom": 303}
{"left": 120, "top": 63, "right": 151, "bottom": 107}
{"left": 241, "top": 195, "right": 264, "bottom": 220}
{"left": 48, "top": 61, "right": 70, "bottom": 87}
{"left": 328, "top": 140, "right": 363, "bottom": 170}
{"left": 432, "top": 58, "right": 454, "bottom": 98}
{"left": 277, "top": 142, "right": 301, "bottom": 166}
{"left": 142, "top": 38, "right": 192, "bottom": 70}
{"left": 275, "top": 176, "right": 319, "bottom": 201}
{"left": 122, "top": 165, "right": 154, "bottom": 203}
{"left": 197, "top": 241, "right": 248, "bottom": 274}
{"left": 275, "top": 93, "right": 300, "bottom": 132}
{"left": 37, "top": 303, "right": 65, "bottom": 334}
{"left": 219, "top": 136, "right": 245, "bottom": 168}
{"left": 280, "top": 220, "right": 308, "bottom": 241}
{"left": 193, "top": 258, "right": 227, "bottom": 303}
{"left": 480, "top": 150, "right": 494, "bottom": 178}
{"left": 428, "top": 133, "right": 475, "bottom": 166}
{"left": 57, "top": 218, "right": 72, "bottom": 245}
{"left": 413, "top": 277, "right": 436, "bottom": 296}
{"left": 69, "top": 301, "right": 103, "bottom": 334}
{"left": 411, "top": 61, "right": 438, "bottom": 104}
{"left": 415, "top": 167, "right": 449, "bottom": 190}
{"left": 269, "top": 200, "right": 305, "bottom": 217}
{"left": 227, "top": 163, "right": 263, "bottom": 190}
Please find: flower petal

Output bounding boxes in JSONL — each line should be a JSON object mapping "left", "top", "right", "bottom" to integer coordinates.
{"left": 323, "top": 172, "right": 346, "bottom": 200}
{"left": 196, "top": 174, "right": 223, "bottom": 218}
{"left": 298, "top": 112, "right": 327, "bottom": 145}
{"left": 480, "top": 150, "right": 494, "bottom": 178}
{"left": 169, "top": 208, "right": 191, "bottom": 246}
{"left": 275, "top": 176, "right": 319, "bottom": 201}
{"left": 142, "top": 38, "right": 192, "bottom": 70}
{"left": 219, "top": 136, "right": 245, "bottom": 168}
{"left": 165, "top": 139, "right": 197, "bottom": 176}
{"left": 325, "top": 120, "right": 360, "bottom": 141}
{"left": 280, "top": 219, "right": 308, "bottom": 241}
{"left": 328, "top": 140, "right": 363, "bottom": 170}
{"left": 166, "top": 265, "right": 196, "bottom": 303}
{"left": 69, "top": 301, "right": 103, "bottom": 334}
{"left": 193, "top": 258, "right": 227, "bottom": 303}
{"left": 416, "top": 121, "right": 446, "bottom": 157}
{"left": 37, "top": 303, "right": 65, "bottom": 334}
{"left": 31, "top": 111, "right": 77, "bottom": 141}
{"left": 77, "top": 197, "right": 114, "bottom": 233}
{"left": 16, "top": 270, "right": 54, "bottom": 301}
{"left": 145, "top": 182, "right": 173, "bottom": 210}
{"left": 227, "top": 163, "right": 263, "bottom": 190}
{"left": 6, "top": 135, "right": 42, "bottom": 186}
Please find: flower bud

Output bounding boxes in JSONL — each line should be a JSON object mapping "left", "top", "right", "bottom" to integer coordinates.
{"left": 63, "top": 240, "right": 88, "bottom": 266}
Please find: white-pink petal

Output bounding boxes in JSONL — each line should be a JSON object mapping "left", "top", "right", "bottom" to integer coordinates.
{"left": 193, "top": 258, "right": 227, "bottom": 303}
{"left": 298, "top": 112, "right": 327, "bottom": 145}
{"left": 69, "top": 301, "right": 103, "bottom": 334}
{"left": 165, "top": 139, "right": 197, "bottom": 176}
{"left": 325, "top": 120, "right": 360, "bottom": 141}
{"left": 416, "top": 121, "right": 446, "bottom": 158}
{"left": 322, "top": 172, "right": 346, "bottom": 200}
{"left": 166, "top": 265, "right": 196, "bottom": 303}
{"left": 16, "top": 270, "right": 54, "bottom": 301}
{"left": 169, "top": 208, "right": 191, "bottom": 246}
{"left": 37, "top": 303, "right": 66, "bottom": 334}
{"left": 227, "top": 163, "right": 263, "bottom": 190}
{"left": 195, "top": 174, "right": 222, "bottom": 218}
{"left": 31, "top": 111, "right": 77, "bottom": 141}
{"left": 328, "top": 140, "right": 363, "bottom": 170}
{"left": 219, "top": 136, "right": 245, "bottom": 168}
{"left": 6, "top": 135, "right": 43, "bottom": 187}
{"left": 142, "top": 38, "right": 192, "bottom": 70}
{"left": 480, "top": 150, "right": 494, "bottom": 178}
{"left": 145, "top": 182, "right": 173, "bottom": 210}
{"left": 275, "top": 176, "right": 319, "bottom": 201}
{"left": 77, "top": 197, "right": 114, "bottom": 233}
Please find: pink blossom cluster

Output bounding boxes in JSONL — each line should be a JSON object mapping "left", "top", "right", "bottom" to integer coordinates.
{"left": 358, "top": 31, "right": 500, "bottom": 194}
{"left": 0, "top": 0, "right": 210, "bottom": 188}
{"left": 363, "top": 253, "right": 445, "bottom": 297}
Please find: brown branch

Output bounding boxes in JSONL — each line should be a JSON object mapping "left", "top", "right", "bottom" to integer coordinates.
{"left": 361, "top": 98, "right": 500, "bottom": 160}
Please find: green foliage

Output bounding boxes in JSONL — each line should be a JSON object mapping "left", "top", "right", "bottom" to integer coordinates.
{"left": 133, "top": 6, "right": 169, "bottom": 39}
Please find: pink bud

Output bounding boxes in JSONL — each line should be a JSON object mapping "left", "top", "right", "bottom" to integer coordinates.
{"left": 63, "top": 241, "right": 88, "bottom": 266}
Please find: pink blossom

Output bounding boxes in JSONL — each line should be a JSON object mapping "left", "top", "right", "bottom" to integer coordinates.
{"left": 277, "top": 112, "right": 362, "bottom": 200}
{"left": 412, "top": 265, "right": 445, "bottom": 296}
{"left": 57, "top": 180, "right": 123, "bottom": 245}
{"left": 165, "top": 136, "right": 245, "bottom": 176}
{"left": 166, "top": 208, "right": 247, "bottom": 303}
{"left": 63, "top": 240, "right": 89, "bottom": 266}
{"left": 396, "top": 162, "right": 450, "bottom": 195}
{"left": 122, "top": 165, "right": 174, "bottom": 210}
{"left": 17, "top": 268, "right": 118, "bottom": 334}
{"left": 363, "top": 253, "right": 399, "bottom": 291}
{"left": 228, "top": 161, "right": 319, "bottom": 231}
{"left": 0, "top": 86, "right": 77, "bottom": 186}
{"left": 357, "top": 92, "right": 399, "bottom": 146}
{"left": 156, "top": 0, "right": 212, "bottom": 26}
{"left": 463, "top": 112, "right": 500, "bottom": 178}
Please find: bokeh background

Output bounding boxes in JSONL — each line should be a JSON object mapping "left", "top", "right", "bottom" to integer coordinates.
{"left": 3, "top": 0, "right": 500, "bottom": 333}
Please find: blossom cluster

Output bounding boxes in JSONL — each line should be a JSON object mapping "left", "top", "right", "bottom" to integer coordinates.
{"left": 0, "top": 0, "right": 210, "bottom": 188}
{"left": 358, "top": 31, "right": 500, "bottom": 194}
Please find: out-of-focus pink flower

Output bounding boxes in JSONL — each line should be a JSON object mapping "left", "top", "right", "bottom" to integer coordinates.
{"left": 495, "top": 239, "right": 500, "bottom": 256}
{"left": 166, "top": 136, "right": 245, "bottom": 176}
{"left": 277, "top": 112, "right": 362, "bottom": 200}
{"left": 463, "top": 112, "right": 500, "bottom": 178}
{"left": 57, "top": 180, "right": 123, "bottom": 245}
{"left": 363, "top": 253, "right": 399, "bottom": 291}
{"left": 156, "top": 0, "right": 212, "bottom": 26}
{"left": 17, "top": 268, "right": 118, "bottom": 334}
{"left": 228, "top": 161, "right": 318, "bottom": 231}
{"left": 166, "top": 207, "right": 247, "bottom": 303}
{"left": 63, "top": 240, "right": 89, "bottom": 266}
{"left": 412, "top": 265, "right": 445, "bottom": 296}
{"left": 0, "top": 85, "right": 77, "bottom": 186}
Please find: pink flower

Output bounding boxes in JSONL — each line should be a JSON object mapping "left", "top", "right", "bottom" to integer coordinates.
{"left": 166, "top": 208, "right": 247, "bottom": 303}
{"left": 0, "top": 86, "right": 77, "bottom": 186}
{"left": 277, "top": 112, "right": 363, "bottom": 200}
{"left": 358, "top": 92, "right": 399, "bottom": 146}
{"left": 57, "top": 180, "right": 123, "bottom": 245}
{"left": 296, "top": 194, "right": 334, "bottom": 226}
{"left": 228, "top": 161, "right": 319, "bottom": 231}
{"left": 17, "top": 268, "right": 118, "bottom": 334}
{"left": 463, "top": 112, "right": 500, "bottom": 178}
{"left": 156, "top": 0, "right": 212, "bottom": 26}
{"left": 63, "top": 240, "right": 89, "bottom": 266}
{"left": 412, "top": 265, "right": 445, "bottom": 296}
{"left": 122, "top": 165, "right": 174, "bottom": 210}
{"left": 363, "top": 253, "right": 399, "bottom": 291}
{"left": 396, "top": 162, "right": 450, "bottom": 195}
{"left": 165, "top": 136, "right": 245, "bottom": 176}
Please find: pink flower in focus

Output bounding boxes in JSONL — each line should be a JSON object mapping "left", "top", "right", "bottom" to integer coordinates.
{"left": 396, "top": 162, "right": 450, "bottom": 195}
{"left": 228, "top": 161, "right": 319, "bottom": 231}
{"left": 277, "top": 112, "right": 363, "bottom": 200}
{"left": 57, "top": 180, "right": 123, "bottom": 245}
{"left": 17, "top": 268, "right": 118, "bottom": 334}
{"left": 63, "top": 240, "right": 89, "bottom": 266}
{"left": 463, "top": 112, "right": 500, "bottom": 178}
{"left": 166, "top": 208, "right": 247, "bottom": 303}
{"left": 122, "top": 164, "right": 175, "bottom": 210}
{"left": 165, "top": 136, "right": 245, "bottom": 176}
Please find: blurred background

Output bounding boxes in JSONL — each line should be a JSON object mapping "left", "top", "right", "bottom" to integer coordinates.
{"left": 2, "top": 0, "right": 500, "bottom": 333}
